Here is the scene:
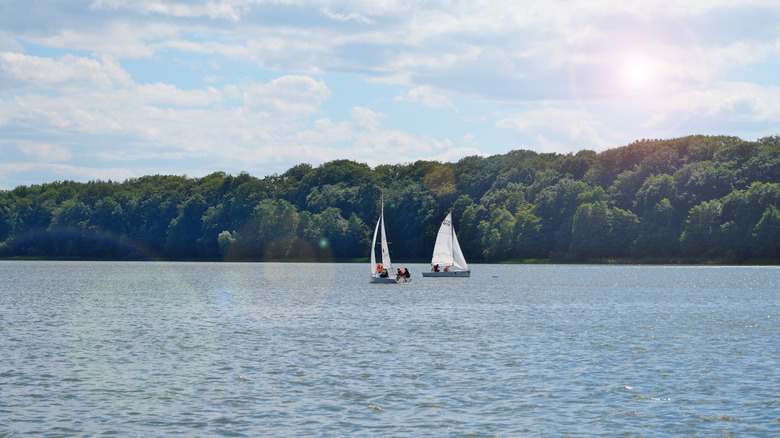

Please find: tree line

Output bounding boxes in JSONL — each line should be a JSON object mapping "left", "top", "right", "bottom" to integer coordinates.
{"left": 1, "top": 134, "right": 779, "bottom": 263}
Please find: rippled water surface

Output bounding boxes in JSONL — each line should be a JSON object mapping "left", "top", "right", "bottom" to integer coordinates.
{"left": 1, "top": 262, "right": 778, "bottom": 436}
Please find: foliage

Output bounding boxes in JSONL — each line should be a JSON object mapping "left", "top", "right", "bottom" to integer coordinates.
{"left": 1, "top": 135, "right": 779, "bottom": 262}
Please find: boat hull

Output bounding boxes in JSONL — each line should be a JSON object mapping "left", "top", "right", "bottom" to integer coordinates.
{"left": 422, "top": 270, "right": 470, "bottom": 277}
{"left": 370, "top": 275, "right": 399, "bottom": 284}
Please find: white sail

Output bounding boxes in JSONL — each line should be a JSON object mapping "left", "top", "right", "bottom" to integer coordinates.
{"left": 370, "top": 214, "right": 380, "bottom": 273}
{"left": 370, "top": 197, "right": 398, "bottom": 283}
{"left": 431, "top": 212, "right": 455, "bottom": 267}
{"left": 429, "top": 211, "right": 468, "bottom": 272}
{"left": 451, "top": 226, "right": 468, "bottom": 271}
{"left": 379, "top": 203, "right": 392, "bottom": 269}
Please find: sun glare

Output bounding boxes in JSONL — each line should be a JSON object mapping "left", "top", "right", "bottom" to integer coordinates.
{"left": 620, "top": 54, "right": 655, "bottom": 90}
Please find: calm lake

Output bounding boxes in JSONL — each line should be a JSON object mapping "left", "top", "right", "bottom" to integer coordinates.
{"left": 1, "top": 261, "right": 778, "bottom": 436}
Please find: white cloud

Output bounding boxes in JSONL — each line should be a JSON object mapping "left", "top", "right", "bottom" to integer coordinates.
{"left": 699, "top": 39, "right": 780, "bottom": 82}
{"left": 89, "top": 0, "right": 251, "bottom": 21}
{"left": 2, "top": 94, "right": 124, "bottom": 134}
{"left": 0, "top": 52, "right": 133, "bottom": 91}
{"left": 354, "top": 129, "right": 451, "bottom": 158}
{"left": 496, "top": 108, "right": 614, "bottom": 152}
{"left": 291, "top": 117, "right": 353, "bottom": 144}
{"left": 243, "top": 75, "right": 331, "bottom": 117}
{"left": 646, "top": 81, "right": 780, "bottom": 128}
{"left": 0, "top": 52, "right": 336, "bottom": 166}
{"left": 321, "top": 8, "right": 374, "bottom": 24}
{"left": 19, "top": 143, "right": 73, "bottom": 162}
{"left": 29, "top": 24, "right": 165, "bottom": 59}
{"left": 137, "top": 83, "right": 223, "bottom": 107}
{"left": 395, "top": 86, "right": 455, "bottom": 110}
{"left": 0, "top": 31, "right": 24, "bottom": 52}
{"left": 267, "top": 104, "right": 474, "bottom": 169}
{"left": 350, "top": 106, "right": 384, "bottom": 131}
{"left": 161, "top": 39, "right": 250, "bottom": 58}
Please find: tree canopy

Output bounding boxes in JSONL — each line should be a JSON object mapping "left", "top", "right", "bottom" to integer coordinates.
{"left": 1, "top": 135, "right": 779, "bottom": 263}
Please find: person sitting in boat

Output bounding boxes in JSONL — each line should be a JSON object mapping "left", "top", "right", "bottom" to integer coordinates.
{"left": 380, "top": 268, "right": 389, "bottom": 278}
{"left": 403, "top": 268, "right": 411, "bottom": 279}
{"left": 433, "top": 264, "right": 440, "bottom": 272}
{"left": 444, "top": 265, "right": 449, "bottom": 271}
{"left": 377, "top": 263, "right": 383, "bottom": 273}
{"left": 397, "top": 268, "right": 403, "bottom": 277}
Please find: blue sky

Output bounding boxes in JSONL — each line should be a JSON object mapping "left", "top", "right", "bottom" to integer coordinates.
{"left": 1, "top": 0, "right": 779, "bottom": 189}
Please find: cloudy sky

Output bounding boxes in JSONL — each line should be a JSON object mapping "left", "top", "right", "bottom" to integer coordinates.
{"left": 1, "top": 0, "right": 779, "bottom": 189}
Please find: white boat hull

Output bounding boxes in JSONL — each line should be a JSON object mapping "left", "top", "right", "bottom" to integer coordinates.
{"left": 370, "top": 275, "right": 399, "bottom": 284}
{"left": 422, "top": 270, "right": 470, "bottom": 277}
{"left": 370, "top": 275, "right": 412, "bottom": 283}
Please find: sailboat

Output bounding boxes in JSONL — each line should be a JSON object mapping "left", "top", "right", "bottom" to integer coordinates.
{"left": 422, "top": 211, "right": 470, "bottom": 277}
{"left": 370, "top": 198, "right": 407, "bottom": 283}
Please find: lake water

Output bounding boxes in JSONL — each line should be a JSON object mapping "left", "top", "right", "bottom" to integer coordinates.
{"left": 1, "top": 261, "right": 778, "bottom": 436}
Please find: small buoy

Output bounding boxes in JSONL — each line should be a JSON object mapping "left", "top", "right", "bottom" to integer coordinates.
{"left": 492, "top": 275, "right": 498, "bottom": 278}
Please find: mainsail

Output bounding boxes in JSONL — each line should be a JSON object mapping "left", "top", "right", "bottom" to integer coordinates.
{"left": 370, "top": 200, "right": 392, "bottom": 275}
{"left": 379, "top": 203, "right": 391, "bottom": 269}
{"left": 371, "top": 197, "right": 396, "bottom": 283}
{"left": 431, "top": 212, "right": 468, "bottom": 271}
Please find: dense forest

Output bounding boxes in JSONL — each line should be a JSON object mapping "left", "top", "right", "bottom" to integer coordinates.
{"left": 1, "top": 135, "right": 780, "bottom": 263}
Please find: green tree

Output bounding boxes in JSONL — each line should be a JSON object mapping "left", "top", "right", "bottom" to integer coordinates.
{"left": 217, "top": 230, "right": 237, "bottom": 259}
{"left": 454, "top": 155, "right": 501, "bottom": 201}
{"left": 752, "top": 206, "right": 780, "bottom": 258}
{"left": 570, "top": 201, "right": 610, "bottom": 259}
{"left": 558, "top": 150, "right": 597, "bottom": 180}
{"left": 255, "top": 199, "right": 301, "bottom": 260}
{"left": 634, "top": 174, "right": 676, "bottom": 216}
{"left": 514, "top": 208, "right": 547, "bottom": 259}
{"left": 49, "top": 199, "right": 91, "bottom": 256}
{"left": 345, "top": 213, "right": 369, "bottom": 259}
{"left": 423, "top": 163, "right": 456, "bottom": 197}
{"left": 635, "top": 199, "right": 678, "bottom": 257}
{"left": 674, "top": 161, "right": 734, "bottom": 210}
{"left": 680, "top": 200, "right": 724, "bottom": 258}
{"left": 608, "top": 207, "right": 639, "bottom": 257}
{"left": 480, "top": 208, "right": 515, "bottom": 260}
{"left": 166, "top": 193, "right": 208, "bottom": 259}
{"left": 479, "top": 183, "right": 526, "bottom": 214}
{"left": 0, "top": 197, "right": 11, "bottom": 243}
{"left": 714, "top": 141, "right": 757, "bottom": 166}
{"left": 457, "top": 204, "right": 483, "bottom": 260}
{"left": 313, "top": 207, "right": 350, "bottom": 257}
{"left": 86, "top": 198, "right": 125, "bottom": 257}
{"left": 384, "top": 182, "right": 436, "bottom": 259}
{"left": 535, "top": 179, "right": 605, "bottom": 255}
{"left": 608, "top": 169, "right": 644, "bottom": 211}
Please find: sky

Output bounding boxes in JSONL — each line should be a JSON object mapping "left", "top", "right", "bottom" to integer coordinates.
{"left": 1, "top": 0, "right": 780, "bottom": 190}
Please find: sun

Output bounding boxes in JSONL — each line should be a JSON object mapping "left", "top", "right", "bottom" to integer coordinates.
{"left": 620, "top": 53, "right": 656, "bottom": 90}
